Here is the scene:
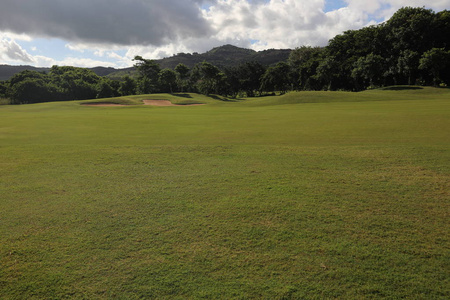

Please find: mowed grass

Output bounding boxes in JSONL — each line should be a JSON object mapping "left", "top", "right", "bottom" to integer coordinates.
{"left": 0, "top": 87, "right": 449, "bottom": 299}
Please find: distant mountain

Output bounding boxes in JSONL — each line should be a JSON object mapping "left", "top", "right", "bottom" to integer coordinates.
{"left": 0, "top": 45, "right": 292, "bottom": 81}
{"left": 155, "top": 44, "right": 292, "bottom": 69}
{"left": 0, "top": 65, "right": 120, "bottom": 81}
{"left": 0, "top": 65, "right": 50, "bottom": 81}
{"left": 107, "top": 45, "right": 292, "bottom": 79}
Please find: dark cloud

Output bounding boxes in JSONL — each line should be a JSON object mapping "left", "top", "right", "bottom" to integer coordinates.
{"left": 0, "top": 0, "right": 213, "bottom": 46}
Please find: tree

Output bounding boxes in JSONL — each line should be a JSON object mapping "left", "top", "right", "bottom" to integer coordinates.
{"left": 133, "top": 56, "right": 161, "bottom": 93}
{"left": 96, "top": 80, "right": 115, "bottom": 98}
{"left": 419, "top": 48, "right": 450, "bottom": 86}
{"left": 0, "top": 81, "right": 7, "bottom": 98}
{"left": 289, "top": 46, "right": 323, "bottom": 90}
{"left": 174, "top": 63, "right": 190, "bottom": 92}
{"left": 351, "top": 53, "right": 386, "bottom": 89}
{"left": 49, "top": 66, "right": 100, "bottom": 100}
{"left": 260, "top": 62, "right": 291, "bottom": 94}
{"left": 235, "top": 61, "right": 266, "bottom": 97}
{"left": 223, "top": 66, "right": 241, "bottom": 97}
{"left": 431, "top": 10, "right": 450, "bottom": 49}
{"left": 158, "top": 69, "right": 177, "bottom": 93}
{"left": 9, "top": 70, "right": 48, "bottom": 86}
{"left": 315, "top": 56, "right": 339, "bottom": 90}
{"left": 119, "top": 76, "right": 136, "bottom": 96}
{"left": 9, "top": 78, "right": 51, "bottom": 104}
{"left": 7, "top": 70, "right": 53, "bottom": 103}
{"left": 396, "top": 50, "right": 420, "bottom": 85}
{"left": 385, "top": 7, "right": 435, "bottom": 55}
{"left": 191, "top": 62, "right": 223, "bottom": 95}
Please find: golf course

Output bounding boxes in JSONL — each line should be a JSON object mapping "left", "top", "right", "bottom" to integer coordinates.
{"left": 1, "top": 87, "right": 449, "bottom": 299}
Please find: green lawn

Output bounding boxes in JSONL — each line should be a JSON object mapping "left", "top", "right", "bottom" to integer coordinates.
{"left": 1, "top": 87, "right": 449, "bottom": 299}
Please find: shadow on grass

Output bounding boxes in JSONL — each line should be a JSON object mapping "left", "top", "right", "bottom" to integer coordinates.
{"left": 210, "top": 95, "right": 241, "bottom": 102}
{"left": 170, "top": 93, "right": 193, "bottom": 98}
{"left": 379, "top": 86, "right": 424, "bottom": 91}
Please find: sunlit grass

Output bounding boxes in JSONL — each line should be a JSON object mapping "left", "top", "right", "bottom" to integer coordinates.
{"left": 0, "top": 88, "right": 449, "bottom": 299}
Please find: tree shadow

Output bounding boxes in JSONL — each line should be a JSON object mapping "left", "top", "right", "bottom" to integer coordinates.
{"left": 170, "top": 93, "right": 192, "bottom": 98}
{"left": 380, "top": 86, "right": 424, "bottom": 91}
{"left": 209, "top": 95, "right": 241, "bottom": 102}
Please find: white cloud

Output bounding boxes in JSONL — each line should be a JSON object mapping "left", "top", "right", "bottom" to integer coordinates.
{"left": 0, "top": 38, "right": 34, "bottom": 63}
{"left": 202, "top": 0, "right": 450, "bottom": 51}
{"left": 203, "top": 0, "right": 358, "bottom": 49}
{"left": 32, "top": 55, "right": 118, "bottom": 68}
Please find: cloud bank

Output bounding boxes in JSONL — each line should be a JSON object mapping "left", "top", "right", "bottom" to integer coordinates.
{"left": 0, "top": 0, "right": 211, "bottom": 46}
{"left": 0, "top": 0, "right": 449, "bottom": 67}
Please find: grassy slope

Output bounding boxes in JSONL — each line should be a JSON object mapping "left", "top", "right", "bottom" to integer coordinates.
{"left": 0, "top": 87, "right": 449, "bottom": 299}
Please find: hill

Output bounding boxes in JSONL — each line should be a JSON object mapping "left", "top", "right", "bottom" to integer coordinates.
{"left": 156, "top": 44, "right": 291, "bottom": 69}
{"left": 0, "top": 45, "right": 292, "bottom": 81}
{"left": 0, "top": 65, "right": 50, "bottom": 81}
{"left": 0, "top": 65, "right": 120, "bottom": 81}
{"left": 107, "top": 45, "right": 291, "bottom": 79}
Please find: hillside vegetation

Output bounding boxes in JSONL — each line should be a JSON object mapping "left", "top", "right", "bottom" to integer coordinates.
{"left": 1, "top": 7, "right": 449, "bottom": 106}
{"left": 1, "top": 88, "right": 449, "bottom": 298}
{"left": 0, "top": 45, "right": 290, "bottom": 81}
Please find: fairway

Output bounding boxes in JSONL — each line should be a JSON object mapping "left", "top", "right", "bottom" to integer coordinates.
{"left": 1, "top": 88, "right": 449, "bottom": 299}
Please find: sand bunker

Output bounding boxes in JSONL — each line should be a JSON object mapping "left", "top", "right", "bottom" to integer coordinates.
{"left": 143, "top": 100, "right": 205, "bottom": 106}
{"left": 82, "top": 100, "right": 205, "bottom": 107}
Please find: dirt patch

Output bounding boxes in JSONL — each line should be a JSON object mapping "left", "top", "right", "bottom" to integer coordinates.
{"left": 143, "top": 100, "right": 205, "bottom": 106}
{"left": 81, "top": 103, "right": 127, "bottom": 107}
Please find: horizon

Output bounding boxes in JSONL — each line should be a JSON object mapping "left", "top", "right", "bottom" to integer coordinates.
{"left": 1, "top": 0, "right": 449, "bottom": 69}
{"left": 0, "top": 44, "right": 292, "bottom": 70}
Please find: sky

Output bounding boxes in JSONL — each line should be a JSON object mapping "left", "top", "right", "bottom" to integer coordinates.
{"left": 0, "top": 0, "right": 449, "bottom": 69}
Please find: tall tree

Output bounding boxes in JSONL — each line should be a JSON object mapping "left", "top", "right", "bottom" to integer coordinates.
{"left": 385, "top": 7, "right": 434, "bottom": 55}
{"left": 133, "top": 56, "right": 161, "bottom": 93}
{"left": 315, "top": 56, "right": 339, "bottom": 90}
{"left": 396, "top": 50, "right": 420, "bottom": 85}
{"left": 174, "top": 63, "right": 190, "bottom": 93}
{"left": 158, "top": 69, "right": 177, "bottom": 93}
{"left": 419, "top": 48, "right": 450, "bottom": 86}
{"left": 235, "top": 61, "right": 266, "bottom": 97}
{"left": 289, "top": 46, "right": 323, "bottom": 90}
{"left": 351, "top": 53, "right": 386, "bottom": 89}
{"left": 9, "top": 78, "right": 51, "bottom": 104}
{"left": 260, "top": 62, "right": 291, "bottom": 94}
{"left": 191, "top": 62, "right": 223, "bottom": 95}
{"left": 119, "top": 76, "right": 136, "bottom": 96}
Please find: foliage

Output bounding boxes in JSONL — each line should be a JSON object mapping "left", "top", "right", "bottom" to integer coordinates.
{"left": 289, "top": 46, "right": 324, "bottom": 90}
{"left": 191, "top": 62, "right": 225, "bottom": 95}
{"left": 174, "top": 63, "right": 190, "bottom": 92}
{"left": 133, "top": 56, "right": 161, "bottom": 94}
{"left": 158, "top": 69, "right": 177, "bottom": 93}
{"left": 419, "top": 48, "right": 450, "bottom": 86}
{"left": 1, "top": 6, "right": 449, "bottom": 104}
{"left": 325, "top": 7, "right": 450, "bottom": 90}
{"left": 260, "top": 62, "right": 291, "bottom": 94}
{"left": 351, "top": 53, "right": 386, "bottom": 88}
{"left": 119, "top": 75, "right": 137, "bottom": 96}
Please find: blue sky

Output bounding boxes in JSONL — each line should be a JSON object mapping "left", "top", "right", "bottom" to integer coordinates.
{"left": 324, "top": 0, "right": 347, "bottom": 12}
{"left": 1, "top": 0, "right": 449, "bottom": 68}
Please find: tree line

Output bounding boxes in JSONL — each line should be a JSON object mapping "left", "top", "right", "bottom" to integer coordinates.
{"left": 133, "top": 6, "right": 450, "bottom": 96}
{"left": 1, "top": 7, "right": 449, "bottom": 104}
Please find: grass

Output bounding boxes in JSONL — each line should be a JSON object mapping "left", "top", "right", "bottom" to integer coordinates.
{"left": 0, "top": 87, "right": 449, "bottom": 299}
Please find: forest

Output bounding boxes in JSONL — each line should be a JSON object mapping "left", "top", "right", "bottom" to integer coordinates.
{"left": 0, "top": 7, "right": 449, "bottom": 104}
